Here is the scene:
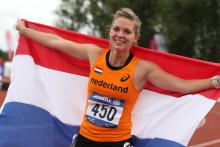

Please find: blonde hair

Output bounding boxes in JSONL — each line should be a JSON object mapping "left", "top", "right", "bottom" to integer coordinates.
{"left": 111, "top": 8, "right": 141, "bottom": 37}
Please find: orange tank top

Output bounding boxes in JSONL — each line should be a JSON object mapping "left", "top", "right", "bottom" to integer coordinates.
{"left": 80, "top": 49, "right": 140, "bottom": 142}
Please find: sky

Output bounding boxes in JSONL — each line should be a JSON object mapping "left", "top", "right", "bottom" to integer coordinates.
{"left": 0, "top": 0, "right": 60, "bottom": 51}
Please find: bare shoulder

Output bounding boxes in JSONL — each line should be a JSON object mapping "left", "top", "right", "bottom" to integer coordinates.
{"left": 134, "top": 59, "right": 161, "bottom": 90}
{"left": 86, "top": 44, "right": 103, "bottom": 54}
{"left": 136, "top": 59, "right": 159, "bottom": 72}
{"left": 134, "top": 59, "right": 154, "bottom": 87}
{"left": 85, "top": 44, "right": 103, "bottom": 65}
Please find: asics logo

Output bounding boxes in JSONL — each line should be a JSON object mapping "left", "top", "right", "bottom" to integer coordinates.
{"left": 120, "top": 74, "right": 130, "bottom": 82}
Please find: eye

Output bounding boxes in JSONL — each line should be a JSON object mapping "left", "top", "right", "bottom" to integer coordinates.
{"left": 124, "top": 29, "right": 132, "bottom": 35}
{"left": 112, "top": 27, "right": 119, "bottom": 32}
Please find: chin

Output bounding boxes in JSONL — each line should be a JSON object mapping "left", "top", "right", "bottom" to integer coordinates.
{"left": 114, "top": 46, "right": 125, "bottom": 50}
{"left": 111, "top": 43, "right": 130, "bottom": 51}
{"left": 114, "top": 47, "right": 130, "bottom": 54}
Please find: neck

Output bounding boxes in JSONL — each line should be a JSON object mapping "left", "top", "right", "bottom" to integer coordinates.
{"left": 109, "top": 49, "right": 130, "bottom": 67}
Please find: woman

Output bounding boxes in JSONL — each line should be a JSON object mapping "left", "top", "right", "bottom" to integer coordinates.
{"left": 16, "top": 8, "right": 219, "bottom": 147}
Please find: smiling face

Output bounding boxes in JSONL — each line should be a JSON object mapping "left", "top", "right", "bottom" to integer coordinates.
{"left": 109, "top": 17, "right": 138, "bottom": 52}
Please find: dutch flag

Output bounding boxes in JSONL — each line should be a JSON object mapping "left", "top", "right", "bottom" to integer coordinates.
{"left": 94, "top": 67, "right": 103, "bottom": 74}
{"left": 0, "top": 20, "right": 219, "bottom": 147}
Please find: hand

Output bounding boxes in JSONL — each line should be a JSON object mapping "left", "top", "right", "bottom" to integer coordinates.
{"left": 15, "top": 19, "right": 26, "bottom": 32}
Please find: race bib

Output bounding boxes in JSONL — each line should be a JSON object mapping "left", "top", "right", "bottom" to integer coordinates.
{"left": 86, "top": 92, "right": 125, "bottom": 128}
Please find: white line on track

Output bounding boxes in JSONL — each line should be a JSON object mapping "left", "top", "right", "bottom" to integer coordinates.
{"left": 196, "top": 118, "right": 206, "bottom": 129}
{"left": 189, "top": 138, "right": 220, "bottom": 147}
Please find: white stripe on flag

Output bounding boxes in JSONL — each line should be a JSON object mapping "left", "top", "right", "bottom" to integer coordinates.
{"left": 132, "top": 90, "right": 215, "bottom": 146}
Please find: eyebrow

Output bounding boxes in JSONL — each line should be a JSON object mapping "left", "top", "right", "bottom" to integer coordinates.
{"left": 113, "top": 25, "right": 133, "bottom": 30}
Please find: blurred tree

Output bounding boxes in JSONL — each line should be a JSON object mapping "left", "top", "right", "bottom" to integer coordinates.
{"left": 0, "top": 50, "right": 9, "bottom": 61}
{"left": 55, "top": 0, "right": 159, "bottom": 47}
{"left": 55, "top": 0, "right": 90, "bottom": 31}
{"left": 157, "top": 0, "right": 220, "bottom": 62}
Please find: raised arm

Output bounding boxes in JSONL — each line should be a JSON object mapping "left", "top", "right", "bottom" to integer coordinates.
{"left": 135, "top": 60, "right": 220, "bottom": 94}
{"left": 16, "top": 20, "right": 103, "bottom": 64}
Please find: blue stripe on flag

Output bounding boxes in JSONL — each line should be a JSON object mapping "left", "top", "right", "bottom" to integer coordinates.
{"left": 0, "top": 102, "right": 79, "bottom": 147}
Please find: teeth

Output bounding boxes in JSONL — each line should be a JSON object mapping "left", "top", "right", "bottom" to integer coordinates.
{"left": 116, "top": 40, "right": 124, "bottom": 44}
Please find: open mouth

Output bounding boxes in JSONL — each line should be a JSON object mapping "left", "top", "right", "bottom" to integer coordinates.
{"left": 115, "top": 40, "right": 125, "bottom": 45}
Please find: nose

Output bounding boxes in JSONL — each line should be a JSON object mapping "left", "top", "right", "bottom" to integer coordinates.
{"left": 116, "top": 30, "right": 124, "bottom": 37}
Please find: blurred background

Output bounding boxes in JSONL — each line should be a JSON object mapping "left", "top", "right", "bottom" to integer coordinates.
{"left": 0, "top": 0, "right": 220, "bottom": 146}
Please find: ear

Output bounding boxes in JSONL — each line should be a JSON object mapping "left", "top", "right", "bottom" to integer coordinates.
{"left": 135, "top": 35, "right": 139, "bottom": 41}
{"left": 133, "top": 35, "right": 139, "bottom": 45}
